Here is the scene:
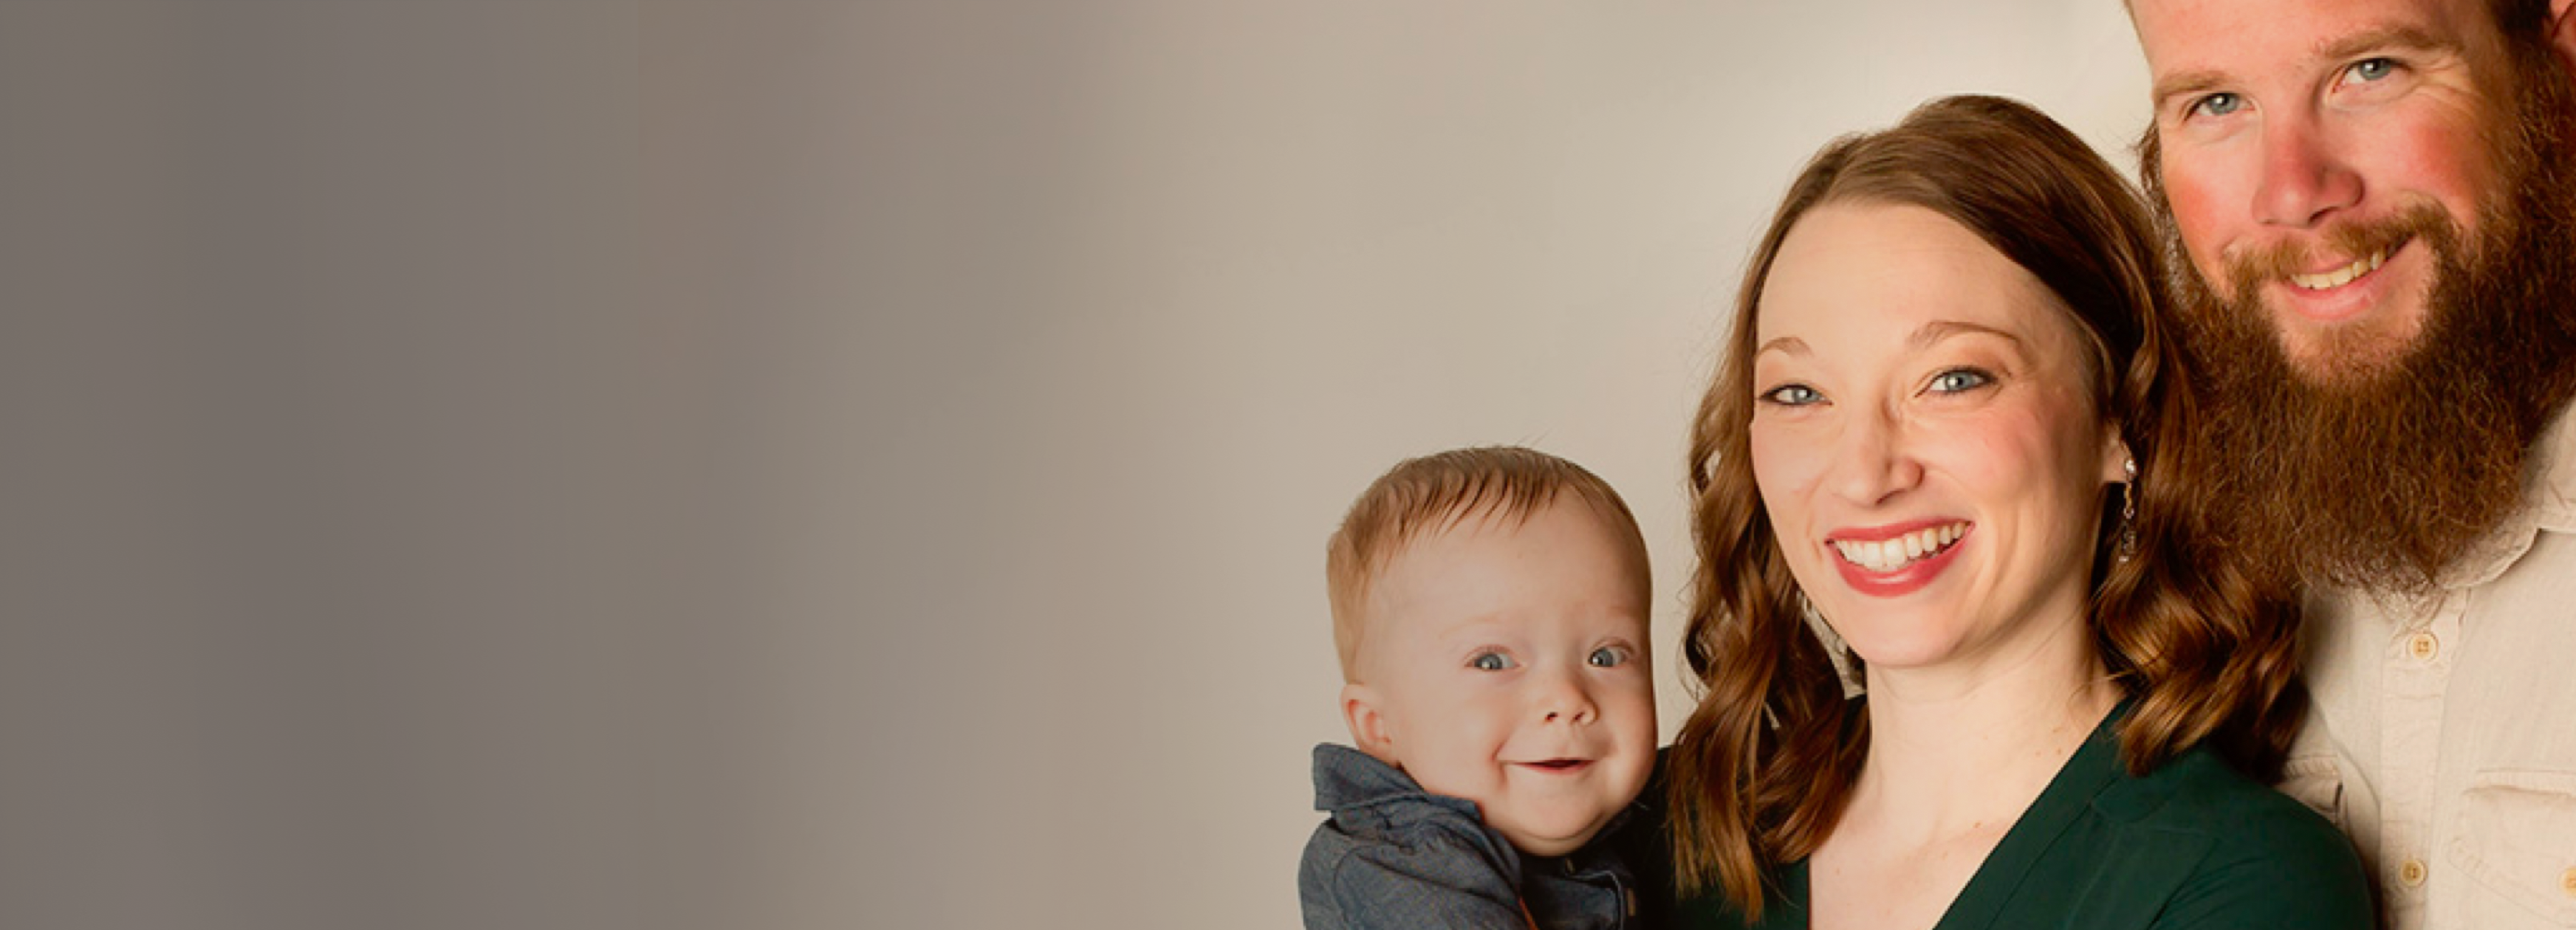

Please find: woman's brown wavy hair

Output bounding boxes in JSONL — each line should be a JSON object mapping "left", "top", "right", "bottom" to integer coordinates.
{"left": 1666, "top": 95, "right": 2307, "bottom": 917}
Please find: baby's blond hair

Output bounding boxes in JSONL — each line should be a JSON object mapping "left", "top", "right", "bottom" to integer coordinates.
{"left": 1325, "top": 446, "right": 1649, "bottom": 681}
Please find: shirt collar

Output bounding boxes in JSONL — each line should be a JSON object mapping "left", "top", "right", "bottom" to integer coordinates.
{"left": 2526, "top": 402, "right": 2576, "bottom": 532}
{"left": 2432, "top": 401, "right": 2576, "bottom": 590}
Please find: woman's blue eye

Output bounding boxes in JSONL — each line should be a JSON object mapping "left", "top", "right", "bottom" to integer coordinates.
{"left": 1761, "top": 384, "right": 1822, "bottom": 406}
{"left": 1470, "top": 652, "right": 1514, "bottom": 672}
{"left": 1928, "top": 368, "right": 1993, "bottom": 393}
{"left": 1588, "top": 646, "right": 1629, "bottom": 668}
{"left": 2190, "top": 92, "right": 2244, "bottom": 118}
{"left": 2348, "top": 57, "right": 2395, "bottom": 82}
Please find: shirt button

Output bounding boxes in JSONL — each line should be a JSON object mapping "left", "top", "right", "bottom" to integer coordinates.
{"left": 2562, "top": 866, "right": 2576, "bottom": 898}
{"left": 2400, "top": 858, "right": 2428, "bottom": 888}
{"left": 2404, "top": 631, "right": 2439, "bottom": 662}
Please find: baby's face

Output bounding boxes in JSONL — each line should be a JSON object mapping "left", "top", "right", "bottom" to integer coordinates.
{"left": 1349, "top": 497, "right": 1656, "bottom": 857}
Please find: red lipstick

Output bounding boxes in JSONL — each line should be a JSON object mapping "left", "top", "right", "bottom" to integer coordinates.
{"left": 1826, "top": 520, "right": 1969, "bottom": 597}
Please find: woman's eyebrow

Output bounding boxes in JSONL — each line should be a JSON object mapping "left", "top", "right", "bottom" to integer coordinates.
{"left": 1910, "top": 319, "right": 2021, "bottom": 351}
{"left": 1758, "top": 322, "right": 2018, "bottom": 359}
{"left": 1755, "top": 334, "right": 1809, "bottom": 358}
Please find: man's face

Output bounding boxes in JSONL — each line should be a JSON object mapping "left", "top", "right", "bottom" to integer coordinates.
{"left": 2130, "top": 0, "right": 2576, "bottom": 591}
{"left": 2134, "top": 0, "right": 2519, "bottom": 381}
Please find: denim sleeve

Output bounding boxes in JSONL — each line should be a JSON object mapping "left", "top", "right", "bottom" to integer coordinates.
{"left": 1299, "top": 813, "right": 1528, "bottom": 930}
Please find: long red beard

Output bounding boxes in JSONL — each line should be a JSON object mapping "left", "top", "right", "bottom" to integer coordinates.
{"left": 2154, "top": 49, "right": 2576, "bottom": 594}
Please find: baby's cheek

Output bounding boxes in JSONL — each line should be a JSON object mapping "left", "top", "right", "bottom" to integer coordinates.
{"left": 1610, "top": 692, "right": 1661, "bottom": 752}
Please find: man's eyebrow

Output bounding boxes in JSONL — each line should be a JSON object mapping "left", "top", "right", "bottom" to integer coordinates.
{"left": 2152, "top": 70, "right": 2229, "bottom": 113}
{"left": 2320, "top": 24, "right": 2459, "bottom": 63}
{"left": 2151, "top": 25, "right": 2461, "bottom": 113}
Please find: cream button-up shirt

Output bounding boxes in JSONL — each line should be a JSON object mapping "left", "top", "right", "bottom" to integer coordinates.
{"left": 2287, "top": 408, "right": 2576, "bottom": 930}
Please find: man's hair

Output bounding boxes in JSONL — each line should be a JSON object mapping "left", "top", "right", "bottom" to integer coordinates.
{"left": 1324, "top": 446, "right": 1649, "bottom": 681}
{"left": 2493, "top": 0, "right": 2555, "bottom": 39}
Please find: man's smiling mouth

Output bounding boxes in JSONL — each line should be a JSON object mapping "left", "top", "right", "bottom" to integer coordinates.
{"left": 2288, "top": 243, "right": 2394, "bottom": 292}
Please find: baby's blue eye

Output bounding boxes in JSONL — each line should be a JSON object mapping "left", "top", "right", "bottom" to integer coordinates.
{"left": 1470, "top": 652, "right": 1515, "bottom": 672}
{"left": 1587, "top": 646, "right": 1629, "bottom": 668}
{"left": 1928, "top": 368, "right": 1993, "bottom": 393}
{"left": 2190, "top": 92, "right": 2244, "bottom": 118}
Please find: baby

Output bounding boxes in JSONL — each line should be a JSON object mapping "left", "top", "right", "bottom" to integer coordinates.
{"left": 1301, "top": 446, "right": 1660, "bottom": 930}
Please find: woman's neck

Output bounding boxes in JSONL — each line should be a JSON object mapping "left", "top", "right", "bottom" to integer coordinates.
{"left": 1844, "top": 624, "right": 2121, "bottom": 845}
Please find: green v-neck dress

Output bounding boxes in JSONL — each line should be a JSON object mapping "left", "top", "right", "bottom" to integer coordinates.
{"left": 1677, "top": 702, "right": 2373, "bottom": 930}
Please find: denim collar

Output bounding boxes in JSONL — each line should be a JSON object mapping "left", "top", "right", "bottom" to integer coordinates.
{"left": 1309, "top": 742, "right": 1637, "bottom": 864}
{"left": 1311, "top": 743, "right": 1486, "bottom": 838}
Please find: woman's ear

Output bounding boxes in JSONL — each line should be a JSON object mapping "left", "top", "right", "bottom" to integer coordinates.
{"left": 2551, "top": 0, "right": 2576, "bottom": 74}
{"left": 2100, "top": 433, "right": 2135, "bottom": 485}
{"left": 1340, "top": 682, "right": 1400, "bottom": 767}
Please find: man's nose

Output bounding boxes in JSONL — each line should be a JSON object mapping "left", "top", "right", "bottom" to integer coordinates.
{"left": 2253, "top": 112, "right": 2361, "bottom": 229}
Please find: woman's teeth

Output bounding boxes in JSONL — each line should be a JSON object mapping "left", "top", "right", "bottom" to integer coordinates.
{"left": 1833, "top": 523, "right": 1966, "bottom": 572}
{"left": 2290, "top": 249, "right": 2387, "bottom": 291}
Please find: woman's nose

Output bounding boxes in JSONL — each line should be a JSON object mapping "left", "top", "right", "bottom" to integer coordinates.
{"left": 1826, "top": 405, "right": 1922, "bottom": 505}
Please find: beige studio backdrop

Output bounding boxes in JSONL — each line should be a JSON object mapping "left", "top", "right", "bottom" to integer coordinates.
{"left": 4, "top": 3, "right": 2148, "bottom": 929}
{"left": 817, "top": 3, "right": 2148, "bottom": 927}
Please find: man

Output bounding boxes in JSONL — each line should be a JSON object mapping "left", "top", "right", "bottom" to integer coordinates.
{"left": 2128, "top": 0, "right": 2576, "bottom": 927}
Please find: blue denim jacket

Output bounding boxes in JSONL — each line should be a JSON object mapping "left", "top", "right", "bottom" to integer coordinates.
{"left": 1298, "top": 743, "right": 1645, "bottom": 930}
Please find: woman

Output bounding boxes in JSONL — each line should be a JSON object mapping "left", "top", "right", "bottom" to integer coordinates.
{"left": 1667, "top": 96, "right": 2370, "bottom": 929}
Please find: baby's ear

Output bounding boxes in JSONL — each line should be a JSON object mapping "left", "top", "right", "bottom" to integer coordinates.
{"left": 1340, "top": 682, "right": 1399, "bottom": 767}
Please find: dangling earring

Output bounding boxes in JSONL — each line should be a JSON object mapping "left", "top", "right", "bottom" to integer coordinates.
{"left": 2116, "top": 456, "right": 2140, "bottom": 563}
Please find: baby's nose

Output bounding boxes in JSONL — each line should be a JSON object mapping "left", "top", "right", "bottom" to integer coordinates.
{"left": 1538, "top": 680, "right": 1598, "bottom": 724}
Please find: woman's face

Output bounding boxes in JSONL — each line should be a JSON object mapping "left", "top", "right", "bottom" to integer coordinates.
{"left": 1747, "top": 201, "right": 2124, "bottom": 680}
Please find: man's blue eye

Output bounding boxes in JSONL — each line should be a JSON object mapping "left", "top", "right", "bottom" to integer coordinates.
{"left": 1588, "top": 646, "right": 1628, "bottom": 668}
{"left": 1929, "top": 368, "right": 1992, "bottom": 393}
{"left": 2349, "top": 58, "right": 2395, "bottom": 82}
{"left": 1470, "top": 652, "right": 1514, "bottom": 672}
{"left": 2191, "top": 92, "right": 2244, "bottom": 118}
